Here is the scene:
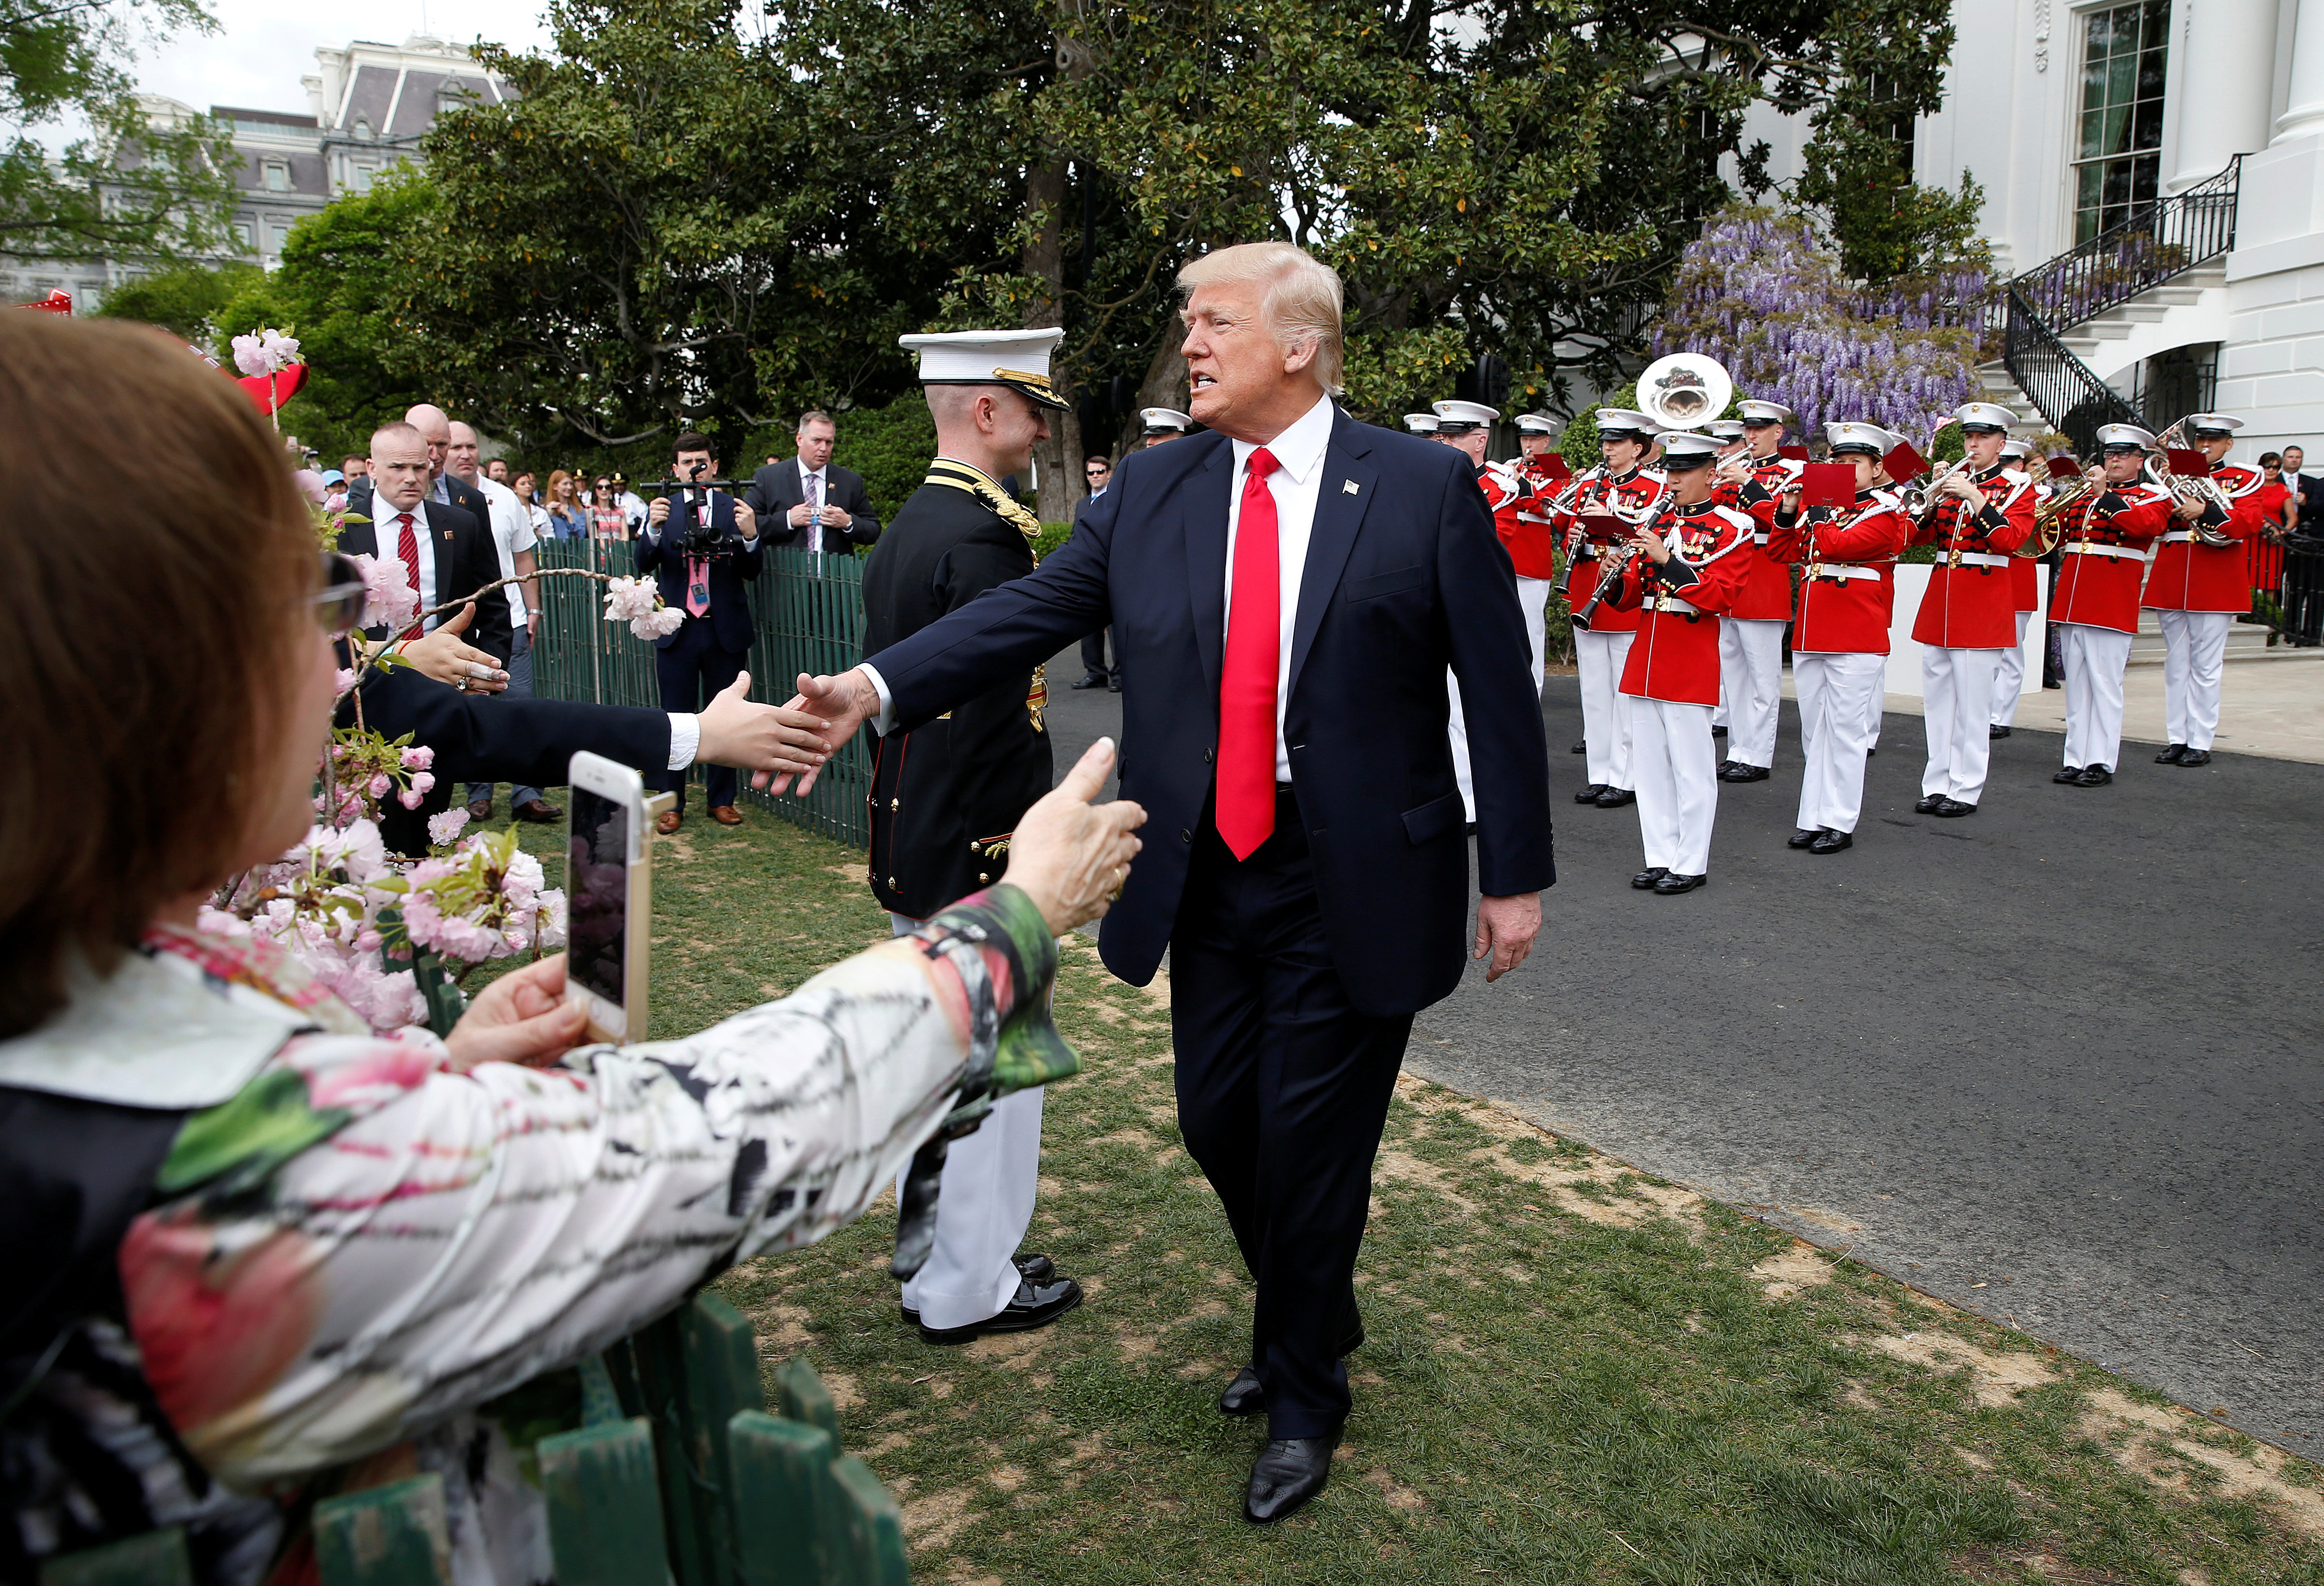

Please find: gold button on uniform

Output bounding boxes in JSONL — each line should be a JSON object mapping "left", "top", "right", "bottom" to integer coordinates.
{"left": 977, "top": 872, "right": 989, "bottom": 883}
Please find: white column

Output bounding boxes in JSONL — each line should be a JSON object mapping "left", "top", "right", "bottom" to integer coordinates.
{"left": 2277, "top": 0, "right": 2324, "bottom": 142}
{"left": 2171, "top": 0, "right": 2280, "bottom": 187}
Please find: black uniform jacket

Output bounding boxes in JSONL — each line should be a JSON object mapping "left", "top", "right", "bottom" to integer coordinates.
{"left": 862, "top": 470, "right": 1052, "bottom": 920}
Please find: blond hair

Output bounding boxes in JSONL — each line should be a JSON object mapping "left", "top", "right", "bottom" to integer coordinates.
{"left": 1178, "top": 242, "right": 1345, "bottom": 396}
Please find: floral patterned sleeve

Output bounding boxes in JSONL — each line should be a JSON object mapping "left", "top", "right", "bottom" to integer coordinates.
{"left": 120, "top": 884, "right": 1057, "bottom": 1487}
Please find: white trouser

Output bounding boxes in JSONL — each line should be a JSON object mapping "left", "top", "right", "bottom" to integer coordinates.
{"left": 1574, "top": 628, "right": 1636, "bottom": 790}
{"left": 2158, "top": 608, "right": 2231, "bottom": 751}
{"left": 1793, "top": 651, "right": 1885, "bottom": 835}
{"left": 1990, "top": 609, "right": 2033, "bottom": 726}
{"left": 1715, "top": 618, "right": 1785, "bottom": 768}
{"left": 1920, "top": 647, "right": 2001, "bottom": 804}
{"left": 1631, "top": 696, "right": 1718, "bottom": 875}
{"left": 1448, "top": 575, "right": 1552, "bottom": 821}
{"left": 891, "top": 913, "right": 1044, "bottom": 1329}
{"left": 2057, "top": 622, "right": 2132, "bottom": 772}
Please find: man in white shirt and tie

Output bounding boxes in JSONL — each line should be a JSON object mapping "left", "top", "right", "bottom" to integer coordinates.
{"left": 744, "top": 410, "right": 883, "bottom": 554}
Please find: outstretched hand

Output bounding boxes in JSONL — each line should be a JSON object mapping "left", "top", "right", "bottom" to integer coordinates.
{"left": 1473, "top": 892, "right": 1541, "bottom": 982}
{"left": 759, "top": 668, "right": 881, "bottom": 794}
{"left": 696, "top": 671, "right": 831, "bottom": 781}
{"left": 397, "top": 602, "right": 508, "bottom": 693}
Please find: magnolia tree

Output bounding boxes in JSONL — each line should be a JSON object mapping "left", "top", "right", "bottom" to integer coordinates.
{"left": 1649, "top": 204, "right": 1994, "bottom": 447}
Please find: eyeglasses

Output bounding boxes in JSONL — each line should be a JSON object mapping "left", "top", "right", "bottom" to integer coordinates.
{"left": 315, "top": 550, "right": 367, "bottom": 637}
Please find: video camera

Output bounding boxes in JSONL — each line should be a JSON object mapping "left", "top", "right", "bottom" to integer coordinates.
{"left": 659, "top": 461, "right": 743, "bottom": 557}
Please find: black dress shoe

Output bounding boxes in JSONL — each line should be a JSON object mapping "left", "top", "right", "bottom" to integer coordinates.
{"left": 898, "top": 1252, "right": 1059, "bottom": 1329}
{"left": 2075, "top": 765, "right": 2114, "bottom": 786}
{"left": 1786, "top": 827, "right": 1824, "bottom": 849}
{"left": 1711, "top": 724, "right": 1727, "bottom": 737}
{"left": 1217, "top": 1318, "right": 1364, "bottom": 1418}
{"left": 915, "top": 1275, "right": 1082, "bottom": 1345}
{"left": 1913, "top": 793, "right": 1946, "bottom": 813}
{"left": 1108, "top": 676, "right": 1121, "bottom": 693}
{"left": 1989, "top": 724, "right": 2012, "bottom": 739}
{"left": 1722, "top": 763, "right": 1770, "bottom": 783}
{"left": 2178, "top": 748, "right": 2211, "bottom": 767}
{"left": 1570, "top": 740, "right": 1587, "bottom": 754}
{"left": 1933, "top": 798, "right": 1977, "bottom": 817}
{"left": 1715, "top": 759, "right": 1734, "bottom": 774}
{"left": 2155, "top": 743, "right": 2187, "bottom": 763}
{"left": 1809, "top": 829, "right": 1854, "bottom": 854}
{"left": 1070, "top": 672, "right": 1110, "bottom": 689}
{"left": 2052, "top": 765, "right": 2084, "bottom": 784}
{"left": 1595, "top": 787, "right": 1636, "bottom": 808}
{"left": 1573, "top": 784, "right": 1606, "bottom": 804}
{"left": 1630, "top": 867, "right": 1669, "bottom": 889}
{"left": 1245, "top": 1435, "right": 1339, "bottom": 1524}
{"left": 1652, "top": 871, "right": 1705, "bottom": 894}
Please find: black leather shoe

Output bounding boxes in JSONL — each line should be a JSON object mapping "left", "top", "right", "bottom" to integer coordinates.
{"left": 1108, "top": 676, "right": 1121, "bottom": 693}
{"left": 1652, "top": 871, "right": 1705, "bottom": 894}
{"left": 1570, "top": 740, "right": 1587, "bottom": 754}
{"left": 2052, "top": 765, "right": 2084, "bottom": 784}
{"left": 1715, "top": 759, "right": 1735, "bottom": 774}
{"left": 2178, "top": 748, "right": 2211, "bottom": 767}
{"left": 1722, "top": 763, "right": 1770, "bottom": 783}
{"left": 1070, "top": 672, "right": 1109, "bottom": 689}
{"left": 915, "top": 1275, "right": 1082, "bottom": 1345}
{"left": 898, "top": 1253, "right": 1058, "bottom": 1329}
{"left": 1989, "top": 724, "right": 2012, "bottom": 739}
{"left": 1573, "top": 784, "right": 1605, "bottom": 803}
{"left": 1595, "top": 787, "right": 1636, "bottom": 808}
{"left": 1630, "top": 867, "right": 1669, "bottom": 889}
{"left": 1809, "top": 829, "right": 1853, "bottom": 854}
{"left": 1913, "top": 793, "right": 1946, "bottom": 813}
{"left": 2075, "top": 765, "right": 2114, "bottom": 786}
{"left": 2155, "top": 743, "right": 2187, "bottom": 763}
{"left": 1786, "top": 827, "right": 1823, "bottom": 849}
{"left": 1245, "top": 1435, "right": 1339, "bottom": 1524}
{"left": 1220, "top": 1367, "right": 1266, "bottom": 1417}
{"left": 1933, "top": 798, "right": 1977, "bottom": 817}
{"left": 1711, "top": 724, "right": 1727, "bottom": 738}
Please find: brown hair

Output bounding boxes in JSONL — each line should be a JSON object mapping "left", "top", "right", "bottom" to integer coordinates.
{"left": 0, "top": 314, "right": 313, "bottom": 1038}
{"left": 796, "top": 410, "right": 834, "bottom": 433}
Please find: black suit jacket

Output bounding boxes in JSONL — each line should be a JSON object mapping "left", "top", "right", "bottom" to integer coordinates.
{"left": 2291, "top": 472, "right": 2324, "bottom": 535}
{"left": 861, "top": 479, "right": 1051, "bottom": 919}
{"left": 865, "top": 405, "right": 1554, "bottom": 1017}
{"left": 745, "top": 460, "right": 881, "bottom": 553}
{"left": 634, "top": 489, "right": 763, "bottom": 653}
{"left": 337, "top": 485, "right": 514, "bottom": 666}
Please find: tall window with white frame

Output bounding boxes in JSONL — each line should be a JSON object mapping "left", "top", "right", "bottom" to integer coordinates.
{"left": 2072, "top": 0, "right": 2170, "bottom": 243}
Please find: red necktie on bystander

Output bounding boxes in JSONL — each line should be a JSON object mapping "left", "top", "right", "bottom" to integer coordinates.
{"left": 1216, "top": 448, "right": 1281, "bottom": 859}
{"left": 394, "top": 512, "right": 423, "bottom": 640}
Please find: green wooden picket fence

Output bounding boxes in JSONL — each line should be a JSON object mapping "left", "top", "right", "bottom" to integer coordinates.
{"left": 531, "top": 539, "right": 874, "bottom": 851}
{"left": 40, "top": 1295, "right": 906, "bottom": 1586}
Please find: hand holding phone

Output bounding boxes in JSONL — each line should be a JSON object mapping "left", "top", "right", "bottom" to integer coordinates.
{"left": 566, "top": 752, "right": 654, "bottom": 1043}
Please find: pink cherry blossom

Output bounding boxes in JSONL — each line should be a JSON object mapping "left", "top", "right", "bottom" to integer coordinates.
{"left": 400, "top": 745, "right": 436, "bottom": 771}
{"left": 633, "top": 607, "right": 686, "bottom": 640}
{"left": 427, "top": 808, "right": 469, "bottom": 846}
{"left": 357, "top": 554, "right": 420, "bottom": 633}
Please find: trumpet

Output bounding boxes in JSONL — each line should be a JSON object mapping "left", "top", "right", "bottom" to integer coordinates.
{"left": 2147, "top": 417, "right": 2235, "bottom": 547}
{"left": 1900, "top": 458, "right": 1975, "bottom": 525}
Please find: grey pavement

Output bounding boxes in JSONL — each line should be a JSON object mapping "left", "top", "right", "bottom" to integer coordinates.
{"left": 1042, "top": 645, "right": 2324, "bottom": 1461}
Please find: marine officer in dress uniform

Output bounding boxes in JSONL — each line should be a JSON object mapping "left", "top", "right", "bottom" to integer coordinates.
{"left": 1431, "top": 399, "right": 1545, "bottom": 822}
{"left": 1598, "top": 431, "right": 1755, "bottom": 893}
{"left": 1989, "top": 436, "right": 2045, "bottom": 737}
{"left": 1765, "top": 423, "right": 1913, "bottom": 853}
{"left": 1550, "top": 408, "right": 1666, "bottom": 808}
{"left": 1140, "top": 407, "right": 1194, "bottom": 447}
{"left": 2049, "top": 427, "right": 2180, "bottom": 784}
{"left": 865, "top": 326, "right": 1083, "bottom": 1344}
{"left": 1709, "top": 400, "right": 1805, "bottom": 784}
{"left": 2144, "top": 413, "right": 2265, "bottom": 768}
{"left": 1909, "top": 402, "right": 2036, "bottom": 817}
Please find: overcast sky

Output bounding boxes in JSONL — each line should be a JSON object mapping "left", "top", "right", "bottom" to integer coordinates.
{"left": 135, "top": 0, "right": 557, "bottom": 116}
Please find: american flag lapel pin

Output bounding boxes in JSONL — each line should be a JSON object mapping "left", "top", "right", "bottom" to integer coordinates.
{"left": 442, "top": 530, "right": 454, "bottom": 541}
{"left": 1342, "top": 479, "right": 1359, "bottom": 495}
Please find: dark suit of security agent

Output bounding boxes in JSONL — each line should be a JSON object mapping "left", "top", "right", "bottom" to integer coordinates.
{"left": 637, "top": 438, "right": 763, "bottom": 826}
{"left": 745, "top": 452, "right": 881, "bottom": 553}
{"left": 857, "top": 383, "right": 1553, "bottom": 1512}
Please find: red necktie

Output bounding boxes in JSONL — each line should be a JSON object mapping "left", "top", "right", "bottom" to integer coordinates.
{"left": 394, "top": 512, "right": 423, "bottom": 640}
{"left": 1217, "top": 448, "right": 1281, "bottom": 859}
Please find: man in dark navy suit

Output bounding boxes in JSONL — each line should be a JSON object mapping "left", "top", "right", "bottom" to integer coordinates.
{"left": 771, "top": 243, "right": 1553, "bottom": 1523}
{"left": 638, "top": 433, "right": 763, "bottom": 831}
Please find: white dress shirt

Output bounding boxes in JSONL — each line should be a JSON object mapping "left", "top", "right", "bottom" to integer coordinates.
{"left": 472, "top": 475, "right": 538, "bottom": 627}
{"left": 1221, "top": 391, "right": 1335, "bottom": 780}
{"left": 376, "top": 497, "right": 441, "bottom": 631}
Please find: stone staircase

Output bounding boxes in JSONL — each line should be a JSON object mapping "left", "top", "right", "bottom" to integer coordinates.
{"left": 1974, "top": 261, "right": 2232, "bottom": 436}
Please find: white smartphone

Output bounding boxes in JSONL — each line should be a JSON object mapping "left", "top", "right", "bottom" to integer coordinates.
{"left": 565, "top": 751, "right": 653, "bottom": 1044}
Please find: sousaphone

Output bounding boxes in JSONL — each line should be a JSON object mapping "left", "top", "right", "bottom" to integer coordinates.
{"left": 1636, "top": 352, "right": 1735, "bottom": 433}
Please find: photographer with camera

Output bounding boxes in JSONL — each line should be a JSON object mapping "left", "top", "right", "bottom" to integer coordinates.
{"left": 640, "top": 433, "right": 763, "bottom": 831}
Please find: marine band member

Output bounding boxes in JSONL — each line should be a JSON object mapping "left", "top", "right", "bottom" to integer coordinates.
{"left": 2142, "top": 412, "right": 2264, "bottom": 768}
{"left": 1765, "top": 422, "right": 1913, "bottom": 853}
{"left": 1710, "top": 399, "right": 1805, "bottom": 784}
{"left": 1551, "top": 408, "right": 1665, "bottom": 808}
{"left": 1432, "top": 399, "right": 1545, "bottom": 822}
{"left": 2047, "top": 426, "right": 2178, "bottom": 784}
{"left": 1989, "top": 435, "right": 2046, "bottom": 737}
{"left": 1909, "top": 403, "right": 2035, "bottom": 817}
{"left": 1139, "top": 407, "right": 1194, "bottom": 447}
{"left": 1598, "top": 431, "right": 1754, "bottom": 894}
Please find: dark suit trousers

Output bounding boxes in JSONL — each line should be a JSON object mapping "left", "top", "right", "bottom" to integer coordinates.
{"left": 1079, "top": 626, "right": 1112, "bottom": 677}
{"left": 1171, "top": 785, "right": 1413, "bottom": 1440}
{"left": 653, "top": 618, "right": 743, "bottom": 811}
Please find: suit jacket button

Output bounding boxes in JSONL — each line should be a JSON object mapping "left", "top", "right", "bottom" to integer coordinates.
{"left": 1204, "top": 746, "right": 1214, "bottom": 763}
{"left": 887, "top": 877, "right": 896, "bottom": 887}
{"left": 890, "top": 798, "right": 900, "bottom": 811}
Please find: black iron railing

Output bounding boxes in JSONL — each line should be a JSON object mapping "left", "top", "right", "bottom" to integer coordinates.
{"left": 2001, "top": 289, "right": 2147, "bottom": 458}
{"left": 2014, "top": 156, "right": 2241, "bottom": 332}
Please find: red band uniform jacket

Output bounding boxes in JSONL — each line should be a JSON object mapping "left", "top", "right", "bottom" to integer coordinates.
{"left": 1713, "top": 454, "right": 1806, "bottom": 624}
{"left": 1766, "top": 489, "right": 1914, "bottom": 653}
{"left": 1604, "top": 502, "right": 1756, "bottom": 704}
{"left": 2051, "top": 481, "right": 2176, "bottom": 632}
{"left": 1910, "top": 462, "right": 2036, "bottom": 648}
{"left": 2142, "top": 462, "right": 2264, "bottom": 615}
{"left": 1486, "top": 460, "right": 1553, "bottom": 579}
{"left": 1551, "top": 467, "right": 1667, "bottom": 635}
{"left": 2011, "top": 481, "right": 2045, "bottom": 614}
{"left": 1511, "top": 455, "right": 1564, "bottom": 580}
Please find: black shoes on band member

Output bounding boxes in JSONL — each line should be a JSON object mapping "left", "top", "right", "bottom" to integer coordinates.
{"left": 1631, "top": 867, "right": 1669, "bottom": 890}
{"left": 1932, "top": 798, "right": 1976, "bottom": 817}
{"left": 1810, "top": 829, "right": 1853, "bottom": 854}
{"left": 1989, "top": 724, "right": 2012, "bottom": 738}
{"left": 1595, "top": 787, "right": 1636, "bottom": 809}
{"left": 1246, "top": 1435, "right": 1339, "bottom": 1523}
{"left": 2178, "top": 748, "right": 2211, "bottom": 766}
{"left": 2053, "top": 765, "right": 2084, "bottom": 783}
{"left": 1914, "top": 793, "right": 1946, "bottom": 813}
{"left": 1787, "top": 827, "right": 1823, "bottom": 849}
{"left": 2076, "top": 765, "right": 2115, "bottom": 786}
{"left": 1574, "top": 783, "right": 1606, "bottom": 803}
{"left": 2156, "top": 743, "right": 2185, "bottom": 763}
{"left": 903, "top": 1254, "right": 1078, "bottom": 1345}
{"left": 1653, "top": 872, "right": 1705, "bottom": 894}
{"left": 1571, "top": 739, "right": 1588, "bottom": 754}
{"left": 1719, "top": 763, "right": 1770, "bottom": 783}
{"left": 1711, "top": 724, "right": 1727, "bottom": 738}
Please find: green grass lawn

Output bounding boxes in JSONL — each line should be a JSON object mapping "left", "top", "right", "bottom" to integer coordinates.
{"left": 504, "top": 799, "right": 2324, "bottom": 1586}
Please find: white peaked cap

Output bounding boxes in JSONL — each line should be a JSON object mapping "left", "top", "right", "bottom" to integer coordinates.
{"left": 2096, "top": 423, "right": 2159, "bottom": 449}
{"left": 1403, "top": 413, "right": 1441, "bottom": 433}
{"left": 1707, "top": 420, "right": 1746, "bottom": 441}
{"left": 1595, "top": 407, "right": 1656, "bottom": 437}
{"left": 1953, "top": 401, "right": 2018, "bottom": 431}
{"left": 900, "top": 327, "right": 1070, "bottom": 409}
{"left": 1999, "top": 437, "right": 2031, "bottom": 458}
{"left": 1660, "top": 432, "right": 1722, "bottom": 464}
{"left": 1432, "top": 399, "right": 1500, "bottom": 432}
{"left": 1516, "top": 412, "right": 1559, "bottom": 435}
{"left": 1738, "top": 400, "right": 1794, "bottom": 424}
{"left": 1140, "top": 407, "right": 1194, "bottom": 433}
{"left": 2185, "top": 413, "right": 2244, "bottom": 435}
{"left": 1826, "top": 421, "right": 1893, "bottom": 455}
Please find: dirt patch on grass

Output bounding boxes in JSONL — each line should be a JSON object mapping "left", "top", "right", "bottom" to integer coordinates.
{"left": 1862, "top": 1330, "right": 2058, "bottom": 1406}
{"left": 2078, "top": 1387, "right": 2324, "bottom": 1539}
{"left": 1753, "top": 1245, "right": 1837, "bottom": 1299}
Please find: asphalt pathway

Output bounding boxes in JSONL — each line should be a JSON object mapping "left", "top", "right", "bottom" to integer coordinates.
{"left": 1041, "top": 647, "right": 2324, "bottom": 1459}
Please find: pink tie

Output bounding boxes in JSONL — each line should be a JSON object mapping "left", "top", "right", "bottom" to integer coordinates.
{"left": 1217, "top": 449, "right": 1281, "bottom": 859}
{"left": 394, "top": 512, "right": 423, "bottom": 639}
